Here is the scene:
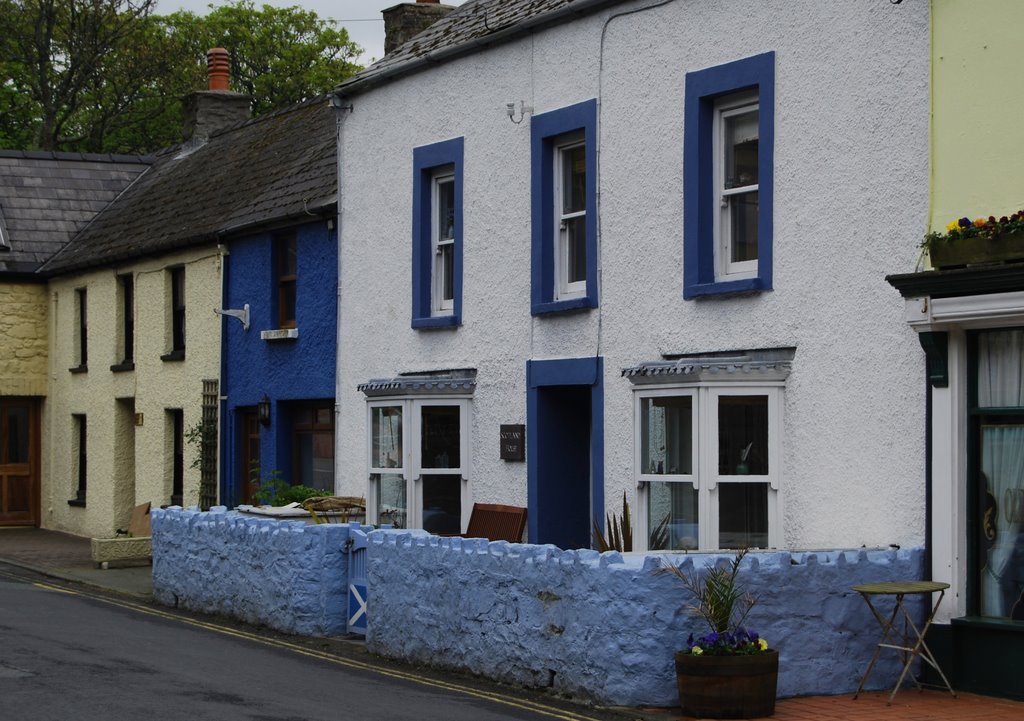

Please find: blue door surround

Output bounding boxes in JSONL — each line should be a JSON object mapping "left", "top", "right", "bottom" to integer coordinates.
{"left": 526, "top": 357, "right": 604, "bottom": 548}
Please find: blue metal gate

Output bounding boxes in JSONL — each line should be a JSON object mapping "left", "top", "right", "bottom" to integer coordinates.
{"left": 346, "top": 527, "right": 368, "bottom": 635}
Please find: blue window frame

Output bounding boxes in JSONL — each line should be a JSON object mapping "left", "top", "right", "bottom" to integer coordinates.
{"left": 684, "top": 52, "right": 774, "bottom": 299}
{"left": 531, "top": 99, "right": 598, "bottom": 315}
{"left": 412, "top": 137, "right": 464, "bottom": 328}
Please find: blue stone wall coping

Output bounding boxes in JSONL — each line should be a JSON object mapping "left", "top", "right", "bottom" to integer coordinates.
{"left": 364, "top": 531, "right": 926, "bottom": 706}
{"left": 152, "top": 507, "right": 372, "bottom": 637}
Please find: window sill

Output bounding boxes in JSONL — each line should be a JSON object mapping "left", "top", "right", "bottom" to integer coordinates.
{"left": 110, "top": 361, "right": 135, "bottom": 373}
{"left": 531, "top": 296, "right": 596, "bottom": 316}
{"left": 160, "top": 349, "right": 185, "bottom": 362}
{"left": 412, "top": 315, "right": 460, "bottom": 330}
{"left": 260, "top": 328, "right": 299, "bottom": 341}
{"left": 67, "top": 498, "right": 86, "bottom": 508}
{"left": 684, "top": 276, "right": 770, "bottom": 300}
{"left": 68, "top": 364, "right": 88, "bottom": 374}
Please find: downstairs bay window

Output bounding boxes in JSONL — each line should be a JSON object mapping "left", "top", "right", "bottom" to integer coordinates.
{"left": 626, "top": 353, "right": 789, "bottom": 551}
{"left": 362, "top": 371, "right": 475, "bottom": 533}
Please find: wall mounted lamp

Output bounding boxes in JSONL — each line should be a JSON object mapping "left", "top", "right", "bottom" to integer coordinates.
{"left": 258, "top": 395, "right": 271, "bottom": 427}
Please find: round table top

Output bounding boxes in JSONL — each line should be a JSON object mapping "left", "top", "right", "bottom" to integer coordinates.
{"left": 852, "top": 580, "right": 950, "bottom": 595}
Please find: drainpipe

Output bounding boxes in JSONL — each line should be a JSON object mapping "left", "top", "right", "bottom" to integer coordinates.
{"left": 332, "top": 96, "right": 350, "bottom": 496}
{"left": 924, "top": 363, "right": 933, "bottom": 581}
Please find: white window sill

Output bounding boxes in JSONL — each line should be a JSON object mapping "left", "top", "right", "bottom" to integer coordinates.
{"left": 260, "top": 328, "right": 299, "bottom": 341}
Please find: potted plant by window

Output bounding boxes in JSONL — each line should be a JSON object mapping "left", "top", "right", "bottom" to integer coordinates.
{"left": 923, "top": 211, "right": 1024, "bottom": 269}
{"left": 659, "top": 548, "right": 778, "bottom": 719}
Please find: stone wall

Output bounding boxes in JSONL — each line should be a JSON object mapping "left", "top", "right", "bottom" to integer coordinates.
{"left": 152, "top": 507, "right": 370, "bottom": 637}
{"left": 367, "top": 532, "right": 927, "bottom": 706}
{"left": 0, "top": 280, "right": 48, "bottom": 396}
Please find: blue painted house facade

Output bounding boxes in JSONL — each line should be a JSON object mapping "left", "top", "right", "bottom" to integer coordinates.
{"left": 221, "top": 219, "right": 338, "bottom": 505}
{"left": 217, "top": 100, "right": 338, "bottom": 507}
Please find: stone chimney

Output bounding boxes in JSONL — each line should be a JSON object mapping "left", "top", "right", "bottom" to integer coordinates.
{"left": 182, "top": 48, "right": 252, "bottom": 142}
{"left": 382, "top": 0, "right": 456, "bottom": 55}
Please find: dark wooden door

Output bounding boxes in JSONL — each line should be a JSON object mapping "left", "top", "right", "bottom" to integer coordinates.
{"left": 240, "top": 409, "right": 261, "bottom": 505}
{"left": 0, "top": 398, "right": 39, "bottom": 526}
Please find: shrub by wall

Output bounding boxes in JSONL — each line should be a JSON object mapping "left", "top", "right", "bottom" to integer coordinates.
{"left": 366, "top": 532, "right": 926, "bottom": 706}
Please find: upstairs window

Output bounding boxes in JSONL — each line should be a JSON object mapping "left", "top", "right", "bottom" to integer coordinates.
{"left": 277, "top": 234, "right": 297, "bottom": 329}
{"left": 163, "top": 267, "right": 186, "bottom": 360}
{"left": 71, "top": 288, "right": 87, "bottom": 372}
{"left": 412, "top": 137, "right": 463, "bottom": 328}
{"left": 684, "top": 52, "right": 774, "bottom": 299}
{"left": 113, "top": 274, "right": 134, "bottom": 371}
{"left": 531, "top": 99, "right": 598, "bottom": 315}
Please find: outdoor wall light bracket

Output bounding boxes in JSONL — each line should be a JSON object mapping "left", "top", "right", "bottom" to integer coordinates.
{"left": 215, "top": 303, "right": 250, "bottom": 331}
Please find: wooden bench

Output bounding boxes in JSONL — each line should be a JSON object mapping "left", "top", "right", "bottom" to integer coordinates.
{"left": 460, "top": 503, "right": 527, "bottom": 543}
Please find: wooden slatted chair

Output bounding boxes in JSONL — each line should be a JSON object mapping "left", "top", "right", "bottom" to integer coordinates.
{"left": 460, "top": 503, "right": 527, "bottom": 543}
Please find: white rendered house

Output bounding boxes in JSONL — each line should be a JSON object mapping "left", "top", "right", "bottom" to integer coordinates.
{"left": 331, "top": 0, "right": 931, "bottom": 552}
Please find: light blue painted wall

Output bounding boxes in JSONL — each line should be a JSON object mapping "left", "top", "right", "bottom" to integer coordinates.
{"left": 152, "top": 511, "right": 927, "bottom": 706}
{"left": 220, "top": 220, "right": 337, "bottom": 504}
{"left": 152, "top": 507, "right": 367, "bottom": 636}
{"left": 366, "top": 532, "right": 926, "bottom": 706}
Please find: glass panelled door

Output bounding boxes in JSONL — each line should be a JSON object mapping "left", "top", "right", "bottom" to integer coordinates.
{"left": 1, "top": 398, "right": 39, "bottom": 526}
{"left": 974, "top": 330, "right": 1024, "bottom": 621}
{"left": 419, "top": 404, "right": 463, "bottom": 534}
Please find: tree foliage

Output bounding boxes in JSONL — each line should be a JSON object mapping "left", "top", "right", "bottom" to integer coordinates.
{"left": 0, "top": 0, "right": 362, "bottom": 154}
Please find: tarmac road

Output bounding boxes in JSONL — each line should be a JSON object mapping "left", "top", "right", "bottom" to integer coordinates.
{"left": 0, "top": 566, "right": 627, "bottom": 721}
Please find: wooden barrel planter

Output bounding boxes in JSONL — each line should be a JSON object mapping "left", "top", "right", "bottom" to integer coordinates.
{"left": 675, "top": 649, "right": 779, "bottom": 719}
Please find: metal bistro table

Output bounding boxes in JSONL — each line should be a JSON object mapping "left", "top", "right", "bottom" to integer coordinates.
{"left": 852, "top": 580, "right": 957, "bottom": 705}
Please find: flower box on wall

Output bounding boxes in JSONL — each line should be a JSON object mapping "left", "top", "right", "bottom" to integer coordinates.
{"left": 929, "top": 229, "right": 1024, "bottom": 269}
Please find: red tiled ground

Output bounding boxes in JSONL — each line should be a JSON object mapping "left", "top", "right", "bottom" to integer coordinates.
{"left": 664, "top": 690, "right": 1024, "bottom": 721}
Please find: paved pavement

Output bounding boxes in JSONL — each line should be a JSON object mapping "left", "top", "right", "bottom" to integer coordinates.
{"left": 3, "top": 527, "right": 1024, "bottom": 721}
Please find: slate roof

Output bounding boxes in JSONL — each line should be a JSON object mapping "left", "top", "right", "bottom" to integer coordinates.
{"left": 334, "top": 0, "right": 628, "bottom": 98}
{"left": 41, "top": 97, "right": 337, "bottom": 275}
{"left": 0, "top": 151, "right": 152, "bottom": 274}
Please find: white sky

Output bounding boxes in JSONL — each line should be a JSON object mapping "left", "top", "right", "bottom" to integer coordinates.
{"left": 157, "top": 1, "right": 465, "bottom": 65}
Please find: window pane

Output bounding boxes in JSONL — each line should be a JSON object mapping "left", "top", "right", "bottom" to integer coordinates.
{"left": 977, "top": 330, "right": 1024, "bottom": 407}
{"left": 565, "top": 215, "right": 587, "bottom": 283}
{"left": 978, "top": 423, "right": 1024, "bottom": 620}
{"left": 371, "top": 406, "right": 402, "bottom": 469}
{"left": 641, "top": 396, "right": 693, "bottom": 475}
{"left": 423, "top": 473, "right": 461, "bottom": 534}
{"left": 280, "top": 236, "right": 297, "bottom": 276}
{"left": 562, "top": 144, "right": 586, "bottom": 214}
{"left": 724, "top": 108, "right": 758, "bottom": 189}
{"left": 719, "top": 482, "right": 768, "bottom": 549}
{"left": 729, "top": 190, "right": 758, "bottom": 263}
{"left": 296, "top": 429, "right": 334, "bottom": 492}
{"left": 372, "top": 472, "right": 406, "bottom": 528}
{"left": 437, "top": 178, "right": 455, "bottom": 242}
{"left": 439, "top": 243, "right": 454, "bottom": 301}
{"left": 421, "top": 405, "right": 460, "bottom": 469}
{"left": 718, "top": 395, "right": 768, "bottom": 475}
{"left": 4, "top": 405, "right": 29, "bottom": 464}
{"left": 647, "top": 481, "right": 698, "bottom": 550}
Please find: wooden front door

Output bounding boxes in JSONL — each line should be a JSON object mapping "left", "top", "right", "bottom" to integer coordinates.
{"left": 240, "top": 409, "right": 261, "bottom": 506}
{"left": 0, "top": 397, "right": 40, "bottom": 526}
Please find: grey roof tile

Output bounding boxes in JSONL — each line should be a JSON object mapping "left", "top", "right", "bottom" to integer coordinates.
{"left": 335, "top": 0, "right": 627, "bottom": 97}
{"left": 0, "top": 152, "right": 151, "bottom": 272}
{"left": 40, "top": 97, "right": 337, "bottom": 275}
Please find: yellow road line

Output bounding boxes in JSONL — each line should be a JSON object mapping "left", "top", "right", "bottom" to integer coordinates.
{"left": 17, "top": 573, "right": 605, "bottom": 721}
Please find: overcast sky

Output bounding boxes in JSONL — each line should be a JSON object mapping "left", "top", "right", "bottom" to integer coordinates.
{"left": 156, "top": 0, "right": 465, "bottom": 65}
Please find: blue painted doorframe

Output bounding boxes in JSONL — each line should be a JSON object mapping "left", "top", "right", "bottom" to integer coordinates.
{"left": 526, "top": 357, "right": 604, "bottom": 548}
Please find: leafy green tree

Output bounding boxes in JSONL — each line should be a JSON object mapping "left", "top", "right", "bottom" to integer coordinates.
{"left": 166, "top": 1, "right": 363, "bottom": 117}
{"left": 0, "top": 0, "right": 362, "bottom": 154}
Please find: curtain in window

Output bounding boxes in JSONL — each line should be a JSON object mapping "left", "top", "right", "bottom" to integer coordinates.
{"left": 978, "top": 330, "right": 1024, "bottom": 407}
{"left": 978, "top": 330, "right": 1024, "bottom": 620}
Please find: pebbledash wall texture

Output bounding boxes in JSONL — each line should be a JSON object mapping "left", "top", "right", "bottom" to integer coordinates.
{"left": 335, "top": 1, "right": 932, "bottom": 550}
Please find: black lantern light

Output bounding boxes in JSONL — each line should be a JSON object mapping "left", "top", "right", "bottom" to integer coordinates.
{"left": 258, "top": 395, "right": 271, "bottom": 426}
